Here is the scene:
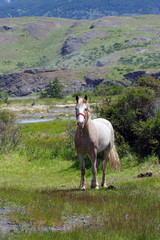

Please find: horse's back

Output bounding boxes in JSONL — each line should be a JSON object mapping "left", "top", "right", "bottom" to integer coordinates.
{"left": 92, "top": 118, "right": 114, "bottom": 152}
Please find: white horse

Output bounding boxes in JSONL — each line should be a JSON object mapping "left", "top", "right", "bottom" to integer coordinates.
{"left": 74, "top": 95, "right": 120, "bottom": 190}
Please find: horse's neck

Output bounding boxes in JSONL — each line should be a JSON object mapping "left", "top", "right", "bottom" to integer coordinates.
{"left": 79, "top": 119, "right": 92, "bottom": 135}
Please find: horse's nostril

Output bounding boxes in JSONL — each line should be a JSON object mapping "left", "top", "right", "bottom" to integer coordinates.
{"left": 77, "top": 122, "right": 83, "bottom": 127}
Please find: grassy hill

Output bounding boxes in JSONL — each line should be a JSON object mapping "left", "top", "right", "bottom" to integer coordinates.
{"left": 0, "top": 0, "right": 160, "bottom": 19}
{"left": 0, "top": 15, "right": 160, "bottom": 84}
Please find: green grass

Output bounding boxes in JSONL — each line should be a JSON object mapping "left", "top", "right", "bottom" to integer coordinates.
{"left": 0, "top": 120, "right": 160, "bottom": 239}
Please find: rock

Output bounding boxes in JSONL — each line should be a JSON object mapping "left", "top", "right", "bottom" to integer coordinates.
{"left": 105, "top": 185, "right": 116, "bottom": 190}
{"left": 0, "top": 68, "right": 89, "bottom": 96}
{"left": 62, "top": 31, "right": 106, "bottom": 55}
{"left": 124, "top": 71, "right": 146, "bottom": 82}
{"left": 137, "top": 172, "right": 153, "bottom": 178}
{"left": 84, "top": 76, "right": 105, "bottom": 90}
{"left": 61, "top": 36, "right": 83, "bottom": 55}
{"left": 96, "top": 58, "right": 111, "bottom": 67}
{"left": 24, "top": 69, "right": 45, "bottom": 74}
{"left": 0, "top": 26, "right": 12, "bottom": 32}
{"left": 104, "top": 80, "right": 129, "bottom": 87}
{"left": 151, "top": 71, "right": 160, "bottom": 80}
{"left": 124, "top": 70, "right": 160, "bottom": 83}
{"left": 3, "top": 25, "right": 12, "bottom": 31}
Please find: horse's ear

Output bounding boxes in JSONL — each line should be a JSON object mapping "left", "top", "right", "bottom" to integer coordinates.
{"left": 76, "top": 95, "right": 79, "bottom": 103}
{"left": 84, "top": 95, "right": 88, "bottom": 102}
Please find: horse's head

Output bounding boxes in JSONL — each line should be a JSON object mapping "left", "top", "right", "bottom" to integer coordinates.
{"left": 75, "top": 95, "right": 90, "bottom": 128}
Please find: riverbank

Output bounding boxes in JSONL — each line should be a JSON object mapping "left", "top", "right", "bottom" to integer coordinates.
{"left": 1, "top": 98, "right": 97, "bottom": 123}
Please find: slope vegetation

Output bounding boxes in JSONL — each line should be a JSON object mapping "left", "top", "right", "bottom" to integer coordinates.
{"left": 0, "top": 16, "right": 160, "bottom": 75}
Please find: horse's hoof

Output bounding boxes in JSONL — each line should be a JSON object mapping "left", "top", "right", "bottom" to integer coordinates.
{"left": 91, "top": 185, "right": 99, "bottom": 189}
{"left": 101, "top": 183, "right": 107, "bottom": 188}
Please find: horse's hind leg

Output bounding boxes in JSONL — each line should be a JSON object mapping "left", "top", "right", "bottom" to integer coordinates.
{"left": 101, "top": 147, "right": 110, "bottom": 188}
{"left": 78, "top": 153, "right": 86, "bottom": 190}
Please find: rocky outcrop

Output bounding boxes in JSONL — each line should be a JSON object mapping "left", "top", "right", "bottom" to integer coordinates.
{"left": 124, "top": 70, "right": 160, "bottom": 82}
{"left": 61, "top": 36, "right": 84, "bottom": 55}
{"left": 0, "top": 68, "right": 106, "bottom": 97}
{"left": 62, "top": 31, "right": 106, "bottom": 55}
{"left": 124, "top": 71, "right": 146, "bottom": 82}
{"left": 84, "top": 76, "right": 105, "bottom": 90}
{"left": 0, "top": 25, "right": 12, "bottom": 31}
{"left": 96, "top": 58, "right": 111, "bottom": 67}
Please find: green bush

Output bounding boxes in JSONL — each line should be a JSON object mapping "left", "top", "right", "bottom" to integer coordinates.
{"left": 94, "top": 83, "right": 124, "bottom": 97}
{"left": 0, "top": 110, "right": 21, "bottom": 152}
{"left": 136, "top": 74, "right": 160, "bottom": 97}
{"left": 97, "top": 85, "right": 160, "bottom": 158}
{"left": 0, "top": 91, "right": 9, "bottom": 104}
{"left": 133, "top": 113, "right": 160, "bottom": 157}
{"left": 40, "top": 78, "right": 64, "bottom": 99}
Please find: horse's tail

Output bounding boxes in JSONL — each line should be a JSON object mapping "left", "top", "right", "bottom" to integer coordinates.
{"left": 109, "top": 144, "right": 120, "bottom": 172}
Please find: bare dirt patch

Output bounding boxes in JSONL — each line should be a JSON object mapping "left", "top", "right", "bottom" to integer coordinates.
{"left": 0, "top": 203, "right": 91, "bottom": 236}
{"left": 0, "top": 33, "right": 18, "bottom": 42}
{"left": 24, "top": 19, "right": 73, "bottom": 40}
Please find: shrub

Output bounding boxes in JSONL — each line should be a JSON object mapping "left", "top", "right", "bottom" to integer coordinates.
{"left": 136, "top": 74, "right": 160, "bottom": 97}
{"left": 0, "top": 91, "right": 9, "bottom": 104}
{"left": 93, "top": 83, "right": 124, "bottom": 97}
{"left": 97, "top": 85, "right": 160, "bottom": 158}
{"left": 0, "top": 110, "right": 21, "bottom": 152}
{"left": 40, "top": 78, "right": 64, "bottom": 99}
{"left": 72, "top": 91, "right": 84, "bottom": 97}
{"left": 133, "top": 113, "right": 160, "bottom": 157}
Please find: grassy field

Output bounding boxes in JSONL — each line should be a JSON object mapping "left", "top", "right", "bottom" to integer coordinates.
{"left": 0, "top": 119, "right": 160, "bottom": 239}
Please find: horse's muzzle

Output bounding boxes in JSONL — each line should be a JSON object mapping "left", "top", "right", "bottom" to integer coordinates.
{"left": 77, "top": 122, "right": 84, "bottom": 128}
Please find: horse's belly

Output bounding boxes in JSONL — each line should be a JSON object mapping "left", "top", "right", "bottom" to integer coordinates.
{"left": 97, "top": 141, "right": 109, "bottom": 152}
{"left": 93, "top": 119, "right": 113, "bottom": 152}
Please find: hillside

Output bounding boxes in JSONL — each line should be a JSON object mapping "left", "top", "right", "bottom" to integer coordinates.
{"left": 0, "top": 15, "right": 160, "bottom": 96}
{"left": 0, "top": 0, "right": 160, "bottom": 19}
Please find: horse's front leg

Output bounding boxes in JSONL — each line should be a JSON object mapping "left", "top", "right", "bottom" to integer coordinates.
{"left": 77, "top": 153, "right": 86, "bottom": 190}
{"left": 90, "top": 150, "right": 99, "bottom": 189}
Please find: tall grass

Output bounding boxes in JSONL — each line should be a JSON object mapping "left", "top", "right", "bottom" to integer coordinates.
{"left": 20, "top": 120, "right": 76, "bottom": 162}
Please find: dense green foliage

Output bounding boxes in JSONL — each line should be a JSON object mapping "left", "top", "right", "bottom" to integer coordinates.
{"left": 0, "top": 0, "right": 160, "bottom": 18}
{"left": 0, "top": 91, "right": 9, "bottom": 104}
{"left": 0, "top": 110, "right": 21, "bottom": 152}
{"left": 40, "top": 78, "right": 64, "bottom": 99}
{"left": 97, "top": 76, "right": 160, "bottom": 158}
{"left": 94, "top": 83, "right": 124, "bottom": 97}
